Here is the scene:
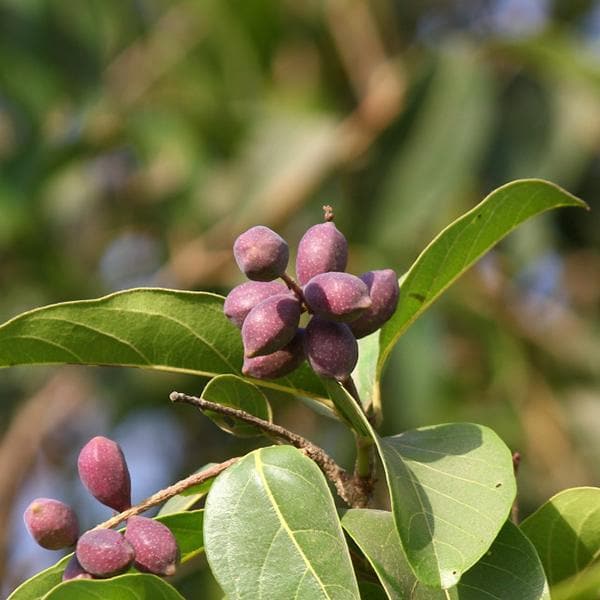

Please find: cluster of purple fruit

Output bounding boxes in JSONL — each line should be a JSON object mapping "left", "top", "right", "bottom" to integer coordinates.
{"left": 23, "top": 436, "right": 179, "bottom": 580}
{"left": 225, "top": 210, "right": 399, "bottom": 381}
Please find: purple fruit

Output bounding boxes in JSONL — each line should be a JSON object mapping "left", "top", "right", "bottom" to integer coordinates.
{"left": 63, "top": 555, "right": 93, "bottom": 581}
{"left": 304, "top": 317, "right": 358, "bottom": 381}
{"left": 296, "top": 222, "right": 348, "bottom": 285}
{"left": 350, "top": 269, "right": 400, "bottom": 338}
{"left": 242, "top": 293, "right": 301, "bottom": 357}
{"left": 125, "top": 516, "right": 180, "bottom": 577}
{"left": 78, "top": 436, "right": 131, "bottom": 513}
{"left": 24, "top": 498, "right": 79, "bottom": 550}
{"left": 242, "top": 330, "right": 305, "bottom": 379}
{"left": 224, "top": 281, "right": 287, "bottom": 328}
{"left": 233, "top": 226, "right": 289, "bottom": 281}
{"left": 76, "top": 529, "right": 135, "bottom": 578}
{"left": 304, "top": 272, "right": 371, "bottom": 322}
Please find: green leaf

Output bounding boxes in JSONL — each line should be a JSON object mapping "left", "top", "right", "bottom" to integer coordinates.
{"left": 0, "top": 288, "right": 327, "bottom": 400}
{"left": 154, "top": 509, "right": 204, "bottom": 563}
{"left": 352, "top": 331, "right": 381, "bottom": 414}
{"left": 200, "top": 374, "right": 272, "bottom": 437}
{"left": 358, "top": 581, "right": 389, "bottom": 600}
{"left": 342, "top": 510, "right": 549, "bottom": 599}
{"left": 520, "top": 487, "right": 600, "bottom": 588}
{"left": 204, "top": 445, "right": 360, "bottom": 599}
{"left": 551, "top": 561, "right": 600, "bottom": 600}
{"left": 323, "top": 381, "right": 516, "bottom": 588}
{"left": 379, "top": 423, "right": 516, "bottom": 588}
{"left": 378, "top": 179, "right": 588, "bottom": 375}
{"left": 42, "top": 573, "right": 184, "bottom": 600}
{"left": 158, "top": 464, "right": 217, "bottom": 516}
{"left": 7, "top": 556, "right": 71, "bottom": 600}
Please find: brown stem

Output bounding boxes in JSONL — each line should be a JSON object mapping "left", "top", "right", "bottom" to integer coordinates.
{"left": 323, "top": 205, "right": 334, "bottom": 222}
{"left": 170, "top": 391, "right": 367, "bottom": 507}
{"left": 280, "top": 272, "right": 309, "bottom": 311}
{"left": 94, "top": 458, "right": 238, "bottom": 530}
{"left": 511, "top": 451, "right": 521, "bottom": 524}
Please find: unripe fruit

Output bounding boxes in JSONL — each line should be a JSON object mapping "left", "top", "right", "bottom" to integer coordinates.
{"left": 76, "top": 529, "right": 135, "bottom": 578}
{"left": 224, "top": 281, "right": 287, "bottom": 328}
{"left": 349, "top": 269, "right": 400, "bottom": 338}
{"left": 304, "top": 317, "right": 358, "bottom": 381}
{"left": 242, "top": 330, "right": 305, "bottom": 379}
{"left": 242, "top": 293, "right": 300, "bottom": 357}
{"left": 63, "top": 555, "right": 93, "bottom": 581}
{"left": 78, "top": 436, "right": 131, "bottom": 513}
{"left": 24, "top": 498, "right": 79, "bottom": 550}
{"left": 296, "top": 222, "right": 348, "bottom": 285}
{"left": 125, "top": 516, "right": 179, "bottom": 577}
{"left": 304, "top": 272, "right": 371, "bottom": 322}
{"left": 233, "top": 226, "right": 289, "bottom": 281}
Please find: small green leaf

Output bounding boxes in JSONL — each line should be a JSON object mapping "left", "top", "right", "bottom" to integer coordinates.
{"left": 520, "top": 487, "right": 600, "bottom": 587}
{"left": 156, "top": 509, "right": 204, "bottom": 563}
{"left": 378, "top": 179, "right": 588, "bottom": 375}
{"left": 352, "top": 331, "right": 381, "bottom": 414}
{"left": 42, "top": 573, "right": 184, "bottom": 599}
{"left": 200, "top": 374, "right": 272, "bottom": 437}
{"left": 7, "top": 556, "right": 71, "bottom": 600}
{"left": 342, "top": 510, "right": 549, "bottom": 599}
{"left": 0, "top": 288, "right": 327, "bottom": 401}
{"left": 321, "top": 377, "right": 372, "bottom": 439}
{"left": 158, "top": 464, "right": 217, "bottom": 516}
{"left": 204, "top": 445, "right": 360, "bottom": 599}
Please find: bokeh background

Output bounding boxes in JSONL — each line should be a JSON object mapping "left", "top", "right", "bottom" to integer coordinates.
{"left": 1, "top": 0, "right": 599, "bottom": 596}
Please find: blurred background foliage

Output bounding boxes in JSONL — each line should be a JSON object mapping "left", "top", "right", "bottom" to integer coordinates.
{"left": 1, "top": 0, "right": 599, "bottom": 596}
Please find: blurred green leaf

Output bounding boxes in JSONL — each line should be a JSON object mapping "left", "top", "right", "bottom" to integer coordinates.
{"left": 158, "top": 464, "right": 217, "bottom": 516}
{"left": 378, "top": 179, "right": 588, "bottom": 377}
{"left": 42, "top": 573, "right": 184, "bottom": 600}
{"left": 342, "top": 510, "right": 549, "bottom": 599}
{"left": 204, "top": 445, "right": 360, "bottom": 599}
{"left": 521, "top": 487, "right": 600, "bottom": 588}
{"left": 200, "top": 374, "right": 272, "bottom": 437}
{"left": 0, "top": 288, "right": 327, "bottom": 401}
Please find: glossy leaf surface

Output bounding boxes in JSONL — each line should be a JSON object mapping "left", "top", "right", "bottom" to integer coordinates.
{"left": 204, "top": 445, "right": 360, "bottom": 599}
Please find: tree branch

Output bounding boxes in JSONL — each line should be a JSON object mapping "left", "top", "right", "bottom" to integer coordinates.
{"left": 94, "top": 458, "right": 238, "bottom": 531}
{"left": 170, "top": 391, "right": 367, "bottom": 507}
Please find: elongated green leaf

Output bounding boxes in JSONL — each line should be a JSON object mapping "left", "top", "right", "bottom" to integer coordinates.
{"left": 352, "top": 331, "right": 381, "bottom": 414}
{"left": 204, "top": 445, "right": 360, "bottom": 599}
{"left": 158, "top": 464, "right": 217, "bottom": 516}
{"left": 0, "top": 288, "right": 326, "bottom": 400}
{"left": 324, "top": 381, "right": 516, "bottom": 588}
{"left": 521, "top": 487, "right": 600, "bottom": 588}
{"left": 200, "top": 374, "right": 271, "bottom": 437}
{"left": 342, "top": 510, "right": 549, "bottom": 599}
{"left": 379, "top": 423, "right": 516, "bottom": 588}
{"left": 154, "top": 509, "right": 204, "bottom": 563}
{"left": 7, "top": 556, "right": 71, "bottom": 600}
{"left": 378, "top": 179, "right": 588, "bottom": 374}
{"left": 42, "top": 573, "right": 184, "bottom": 599}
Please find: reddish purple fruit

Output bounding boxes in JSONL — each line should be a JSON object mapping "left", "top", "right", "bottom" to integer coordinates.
{"left": 241, "top": 293, "right": 300, "bottom": 357}
{"left": 242, "top": 330, "right": 305, "bottom": 379}
{"left": 24, "top": 498, "right": 79, "bottom": 550}
{"left": 304, "top": 317, "right": 358, "bottom": 381}
{"left": 224, "top": 281, "right": 287, "bottom": 328}
{"left": 350, "top": 269, "right": 399, "bottom": 338}
{"left": 78, "top": 436, "right": 131, "bottom": 512}
{"left": 304, "top": 272, "right": 371, "bottom": 322}
{"left": 125, "top": 516, "right": 179, "bottom": 577}
{"left": 296, "top": 222, "right": 348, "bottom": 285}
{"left": 233, "top": 226, "right": 289, "bottom": 281}
{"left": 63, "top": 555, "right": 93, "bottom": 581}
{"left": 76, "top": 529, "right": 135, "bottom": 578}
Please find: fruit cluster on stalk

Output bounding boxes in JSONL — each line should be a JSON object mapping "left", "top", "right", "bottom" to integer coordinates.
{"left": 23, "top": 436, "right": 179, "bottom": 580}
{"left": 225, "top": 207, "right": 400, "bottom": 382}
